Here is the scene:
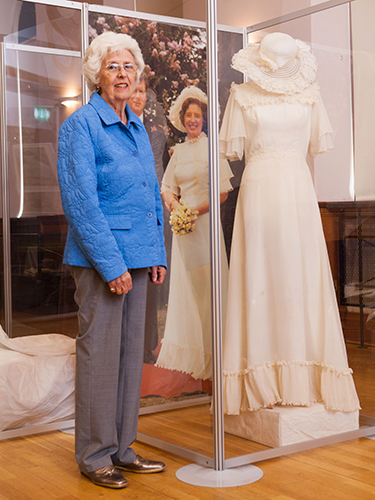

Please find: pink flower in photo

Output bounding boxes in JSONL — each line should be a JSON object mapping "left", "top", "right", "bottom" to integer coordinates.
{"left": 172, "top": 81, "right": 179, "bottom": 89}
{"left": 88, "top": 25, "right": 98, "bottom": 39}
{"left": 114, "top": 16, "right": 124, "bottom": 25}
{"left": 191, "top": 61, "right": 198, "bottom": 69}
{"left": 183, "top": 32, "right": 194, "bottom": 46}
{"left": 167, "top": 41, "right": 182, "bottom": 52}
{"left": 96, "top": 17, "right": 106, "bottom": 25}
{"left": 171, "top": 60, "right": 181, "bottom": 71}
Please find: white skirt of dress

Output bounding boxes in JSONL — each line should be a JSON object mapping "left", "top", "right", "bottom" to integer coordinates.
{"left": 223, "top": 155, "right": 360, "bottom": 414}
{"left": 156, "top": 212, "right": 228, "bottom": 380}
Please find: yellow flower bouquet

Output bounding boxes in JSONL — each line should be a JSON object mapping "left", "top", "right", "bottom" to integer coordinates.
{"left": 169, "top": 202, "right": 199, "bottom": 235}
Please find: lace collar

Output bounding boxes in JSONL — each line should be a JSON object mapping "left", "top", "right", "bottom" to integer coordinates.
{"left": 230, "top": 80, "right": 321, "bottom": 108}
{"left": 185, "top": 131, "right": 206, "bottom": 145}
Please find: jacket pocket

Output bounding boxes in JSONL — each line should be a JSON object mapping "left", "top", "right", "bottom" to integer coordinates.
{"left": 106, "top": 214, "right": 132, "bottom": 229}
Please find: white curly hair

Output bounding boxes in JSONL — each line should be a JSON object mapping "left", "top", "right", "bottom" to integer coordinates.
{"left": 83, "top": 32, "right": 145, "bottom": 95}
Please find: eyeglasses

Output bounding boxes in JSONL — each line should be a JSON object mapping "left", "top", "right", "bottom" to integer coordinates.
{"left": 105, "top": 63, "right": 138, "bottom": 75}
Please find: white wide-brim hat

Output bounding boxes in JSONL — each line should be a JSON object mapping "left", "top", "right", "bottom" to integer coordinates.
{"left": 169, "top": 85, "right": 207, "bottom": 132}
{"left": 232, "top": 32, "right": 317, "bottom": 95}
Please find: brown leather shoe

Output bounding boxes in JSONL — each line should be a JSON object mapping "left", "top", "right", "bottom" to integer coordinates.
{"left": 81, "top": 465, "right": 128, "bottom": 488}
{"left": 115, "top": 454, "right": 165, "bottom": 474}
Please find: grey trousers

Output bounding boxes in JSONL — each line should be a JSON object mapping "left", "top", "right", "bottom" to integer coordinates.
{"left": 71, "top": 266, "right": 148, "bottom": 473}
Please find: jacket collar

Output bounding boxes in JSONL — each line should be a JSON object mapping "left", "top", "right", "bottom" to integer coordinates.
{"left": 89, "top": 92, "right": 142, "bottom": 128}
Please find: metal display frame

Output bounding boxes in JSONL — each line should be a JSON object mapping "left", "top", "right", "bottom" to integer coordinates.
{"left": 0, "top": 0, "right": 374, "bottom": 488}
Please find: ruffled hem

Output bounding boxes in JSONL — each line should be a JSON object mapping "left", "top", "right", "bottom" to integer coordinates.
{"left": 231, "top": 81, "right": 321, "bottom": 109}
{"left": 223, "top": 360, "right": 361, "bottom": 415}
{"left": 155, "top": 341, "right": 212, "bottom": 380}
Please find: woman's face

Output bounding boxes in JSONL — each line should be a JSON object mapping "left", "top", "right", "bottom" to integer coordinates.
{"left": 98, "top": 49, "right": 137, "bottom": 109}
{"left": 184, "top": 103, "right": 204, "bottom": 140}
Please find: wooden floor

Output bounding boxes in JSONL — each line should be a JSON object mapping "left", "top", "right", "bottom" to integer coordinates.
{"left": 0, "top": 342, "right": 374, "bottom": 499}
{"left": 0, "top": 340, "right": 374, "bottom": 498}
{"left": 0, "top": 431, "right": 375, "bottom": 499}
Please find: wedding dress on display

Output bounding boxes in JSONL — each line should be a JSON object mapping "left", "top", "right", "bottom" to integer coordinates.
{"left": 219, "top": 33, "right": 360, "bottom": 415}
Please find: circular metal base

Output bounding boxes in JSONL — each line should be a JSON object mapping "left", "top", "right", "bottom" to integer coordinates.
{"left": 175, "top": 463, "right": 263, "bottom": 488}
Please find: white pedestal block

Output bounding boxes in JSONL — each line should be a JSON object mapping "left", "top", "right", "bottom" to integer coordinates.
{"left": 224, "top": 404, "right": 359, "bottom": 447}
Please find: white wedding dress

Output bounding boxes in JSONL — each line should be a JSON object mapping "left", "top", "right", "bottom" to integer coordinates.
{"left": 219, "top": 81, "right": 360, "bottom": 414}
{"left": 155, "top": 133, "right": 233, "bottom": 380}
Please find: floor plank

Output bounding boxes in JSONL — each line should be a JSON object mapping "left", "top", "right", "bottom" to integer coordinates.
{"left": 1, "top": 432, "right": 375, "bottom": 499}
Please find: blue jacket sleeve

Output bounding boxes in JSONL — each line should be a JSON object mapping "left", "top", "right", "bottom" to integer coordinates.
{"left": 57, "top": 113, "right": 128, "bottom": 282}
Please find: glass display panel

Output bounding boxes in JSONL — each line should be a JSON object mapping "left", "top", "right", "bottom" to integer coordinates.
{"left": 331, "top": 202, "right": 375, "bottom": 419}
{"left": 183, "top": 0, "right": 335, "bottom": 28}
{"left": 4, "top": 45, "right": 81, "bottom": 338}
{"left": 247, "top": 5, "right": 353, "bottom": 203}
{"left": 89, "top": 8, "right": 243, "bottom": 461}
{"left": 216, "top": 2, "right": 375, "bottom": 462}
{"left": 351, "top": 0, "right": 375, "bottom": 201}
{"left": 5, "top": 1, "right": 81, "bottom": 51}
{"left": 0, "top": 190, "right": 4, "bottom": 332}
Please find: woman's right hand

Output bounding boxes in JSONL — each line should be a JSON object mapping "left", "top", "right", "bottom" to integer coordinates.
{"left": 108, "top": 271, "right": 132, "bottom": 295}
{"left": 163, "top": 191, "right": 179, "bottom": 212}
{"left": 169, "top": 198, "right": 180, "bottom": 212}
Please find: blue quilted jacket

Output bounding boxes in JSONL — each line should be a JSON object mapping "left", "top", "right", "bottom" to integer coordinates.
{"left": 57, "top": 92, "right": 167, "bottom": 282}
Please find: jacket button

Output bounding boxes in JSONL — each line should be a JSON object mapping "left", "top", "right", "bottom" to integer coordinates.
{"left": 132, "top": 151, "right": 138, "bottom": 157}
{"left": 147, "top": 212, "right": 152, "bottom": 217}
{"left": 142, "top": 181, "right": 147, "bottom": 187}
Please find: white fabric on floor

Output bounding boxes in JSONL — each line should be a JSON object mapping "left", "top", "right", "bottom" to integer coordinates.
{"left": 0, "top": 327, "right": 75, "bottom": 431}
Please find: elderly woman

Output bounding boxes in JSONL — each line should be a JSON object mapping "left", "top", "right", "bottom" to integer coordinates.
{"left": 57, "top": 32, "right": 167, "bottom": 489}
{"left": 155, "top": 86, "right": 233, "bottom": 380}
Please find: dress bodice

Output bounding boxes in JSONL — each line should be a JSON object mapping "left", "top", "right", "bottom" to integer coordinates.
{"left": 162, "top": 133, "right": 233, "bottom": 207}
{"left": 242, "top": 102, "right": 312, "bottom": 159}
{"left": 219, "top": 81, "right": 333, "bottom": 164}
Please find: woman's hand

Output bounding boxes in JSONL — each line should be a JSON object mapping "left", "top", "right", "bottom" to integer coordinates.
{"left": 149, "top": 266, "right": 166, "bottom": 285}
{"left": 162, "top": 191, "right": 180, "bottom": 212}
{"left": 108, "top": 271, "right": 132, "bottom": 295}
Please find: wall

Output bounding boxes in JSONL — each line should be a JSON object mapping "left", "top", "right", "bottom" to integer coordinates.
{"left": 351, "top": 0, "right": 375, "bottom": 200}
{"left": 310, "top": 3, "right": 354, "bottom": 201}
{"left": 183, "top": 0, "right": 312, "bottom": 27}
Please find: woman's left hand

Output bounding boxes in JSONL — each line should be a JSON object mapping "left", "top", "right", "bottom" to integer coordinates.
{"left": 149, "top": 266, "right": 166, "bottom": 285}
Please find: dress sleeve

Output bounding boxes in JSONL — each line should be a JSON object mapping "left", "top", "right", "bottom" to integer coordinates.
{"left": 309, "top": 94, "right": 334, "bottom": 157}
{"left": 161, "top": 147, "right": 180, "bottom": 196}
{"left": 219, "top": 89, "right": 246, "bottom": 162}
{"left": 219, "top": 158, "right": 234, "bottom": 193}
